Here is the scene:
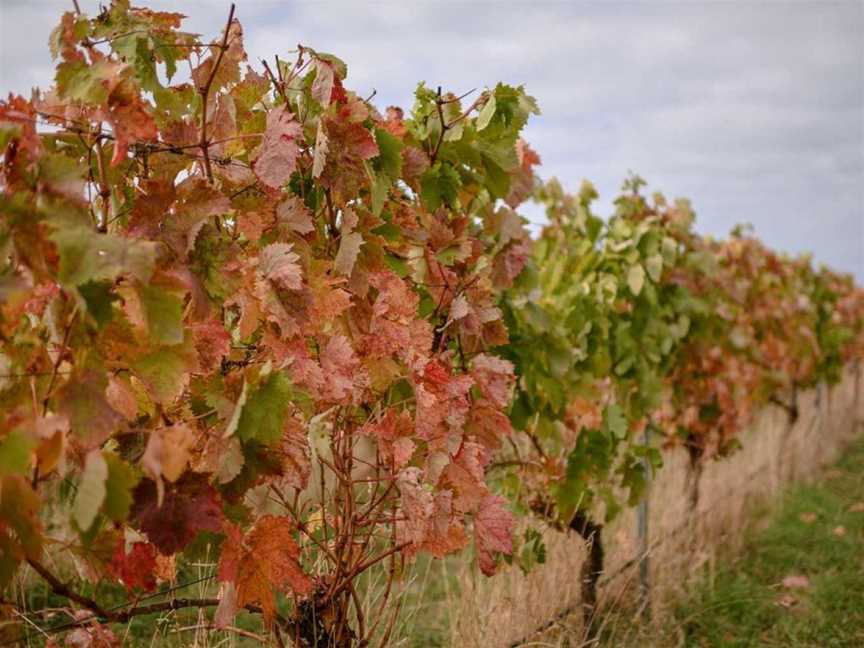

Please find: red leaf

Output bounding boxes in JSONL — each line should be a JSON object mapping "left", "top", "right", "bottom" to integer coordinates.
{"left": 130, "top": 473, "right": 223, "bottom": 555}
{"left": 415, "top": 360, "right": 473, "bottom": 444}
{"left": 191, "top": 318, "right": 232, "bottom": 374}
{"left": 318, "top": 98, "right": 379, "bottom": 193}
{"left": 276, "top": 417, "right": 312, "bottom": 491}
{"left": 360, "top": 409, "right": 415, "bottom": 469}
{"left": 367, "top": 271, "right": 430, "bottom": 359}
{"left": 110, "top": 540, "right": 157, "bottom": 592}
{"left": 320, "top": 334, "right": 361, "bottom": 403}
{"left": 254, "top": 106, "right": 302, "bottom": 189}
{"left": 474, "top": 494, "right": 513, "bottom": 576}
{"left": 396, "top": 468, "right": 434, "bottom": 551}
{"left": 383, "top": 106, "right": 406, "bottom": 138}
{"left": 470, "top": 354, "right": 515, "bottom": 409}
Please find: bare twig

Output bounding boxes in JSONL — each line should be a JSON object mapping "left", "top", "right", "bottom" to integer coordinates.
{"left": 40, "top": 306, "right": 78, "bottom": 416}
{"left": 93, "top": 136, "right": 111, "bottom": 232}
{"left": 429, "top": 86, "right": 447, "bottom": 164}
{"left": 26, "top": 558, "right": 112, "bottom": 620}
{"left": 261, "top": 58, "right": 288, "bottom": 104}
{"left": 198, "top": 3, "right": 236, "bottom": 183}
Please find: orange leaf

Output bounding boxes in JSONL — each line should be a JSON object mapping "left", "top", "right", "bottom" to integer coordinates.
{"left": 218, "top": 516, "right": 312, "bottom": 625}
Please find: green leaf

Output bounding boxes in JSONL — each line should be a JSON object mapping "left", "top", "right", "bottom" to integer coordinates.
{"left": 50, "top": 222, "right": 156, "bottom": 288}
{"left": 78, "top": 281, "right": 118, "bottom": 328}
{"left": 373, "top": 128, "right": 403, "bottom": 179}
{"left": 603, "top": 404, "right": 628, "bottom": 440}
{"left": 371, "top": 222, "right": 401, "bottom": 241}
{"left": 384, "top": 253, "right": 409, "bottom": 277}
{"left": 369, "top": 170, "right": 390, "bottom": 217}
{"left": 0, "top": 429, "right": 35, "bottom": 476}
{"left": 627, "top": 263, "right": 645, "bottom": 297}
{"left": 133, "top": 345, "right": 194, "bottom": 404}
{"left": 55, "top": 59, "right": 115, "bottom": 104}
{"left": 645, "top": 254, "right": 663, "bottom": 283}
{"left": 73, "top": 450, "right": 108, "bottom": 532}
{"left": 137, "top": 283, "right": 184, "bottom": 345}
{"left": 0, "top": 124, "right": 19, "bottom": 151}
{"left": 476, "top": 94, "right": 496, "bottom": 131}
{"left": 103, "top": 453, "right": 140, "bottom": 522}
{"left": 420, "top": 163, "right": 461, "bottom": 212}
{"left": 236, "top": 371, "right": 292, "bottom": 446}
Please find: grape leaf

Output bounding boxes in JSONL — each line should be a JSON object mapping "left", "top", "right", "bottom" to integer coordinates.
{"left": 235, "top": 370, "right": 291, "bottom": 445}
{"left": 276, "top": 196, "right": 315, "bottom": 234}
{"left": 627, "top": 263, "right": 645, "bottom": 297}
{"left": 131, "top": 472, "right": 223, "bottom": 555}
{"left": 476, "top": 93, "right": 496, "bottom": 131}
{"left": 470, "top": 354, "right": 515, "bottom": 409}
{"left": 110, "top": 540, "right": 157, "bottom": 592}
{"left": 218, "top": 516, "right": 312, "bottom": 624}
{"left": 73, "top": 450, "right": 108, "bottom": 532}
{"left": 0, "top": 429, "right": 35, "bottom": 476}
{"left": 420, "top": 163, "right": 461, "bottom": 212}
{"left": 50, "top": 222, "right": 157, "bottom": 287}
{"left": 254, "top": 106, "right": 302, "bottom": 189}
{"left": 0, "top": 476, "right": 43, "bottom": 584}
{"left": 78, "top": 280, "right": 119, "bottom": 328}
{"left": 474, "top": 494, "right": 513, "bottom": 576}
{"left": 103, "top": 453, "right": 140, "bottom": 522}
{"left": 133, "top": 343, "right": 197, "bottom": 404}
{"left": 137, "top": 283, "right": 185, "bottom": 345}
{"left": 57, "top": 369, "right": 123, "bottom": 447}
{"left": 334, "top": 231, "right": 363, "bottom": 278}
{"left": 259, "top": 243, "right": 302, "bottom": 291}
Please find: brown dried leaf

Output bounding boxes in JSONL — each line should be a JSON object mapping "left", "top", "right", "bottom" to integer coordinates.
{"left": 781, "top": 574, "right": 810, "bottom": 589}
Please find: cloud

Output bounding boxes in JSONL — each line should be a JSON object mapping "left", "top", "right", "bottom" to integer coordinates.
{"left": 1, "top": 0, "right": 861, "bottom": 278}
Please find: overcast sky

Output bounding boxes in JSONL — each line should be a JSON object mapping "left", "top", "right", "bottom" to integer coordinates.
{"left": 2, "top": 0, "right": 862, "bottom": 279}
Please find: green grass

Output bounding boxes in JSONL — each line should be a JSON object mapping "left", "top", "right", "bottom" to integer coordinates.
{"left": 665, "top": 437, "right": 864, "bottom": 648}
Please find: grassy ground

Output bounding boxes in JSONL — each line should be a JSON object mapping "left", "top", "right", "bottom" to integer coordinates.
{"left": 601, "top": 435, "right": 864, "bottom": 648}
{"left": 7, "top": 437, "right": 863, "bottom": 647}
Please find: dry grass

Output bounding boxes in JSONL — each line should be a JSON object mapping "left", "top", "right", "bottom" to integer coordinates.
{"left": 442, "top": 365, "right": 863, "bottom": 648}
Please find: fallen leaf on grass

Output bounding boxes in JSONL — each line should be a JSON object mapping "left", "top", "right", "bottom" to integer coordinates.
{"left": 799, "top": 511, "right": 818, "bottom": 524}
{"left": 848, "top": 502, "right": 864, "bottom": 513}
{"left": 833, "top": 525, "right": 847, "bottom": 537}
{"left": 782, "top": 574, "right": 810, "bottom": 589}
{"left": 775, "top": 594, "right": 798, "bottom": 609}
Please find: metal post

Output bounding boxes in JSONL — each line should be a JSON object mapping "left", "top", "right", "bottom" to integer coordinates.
{"left": 637, "top": 424, "right": 651, "bottom": 617}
